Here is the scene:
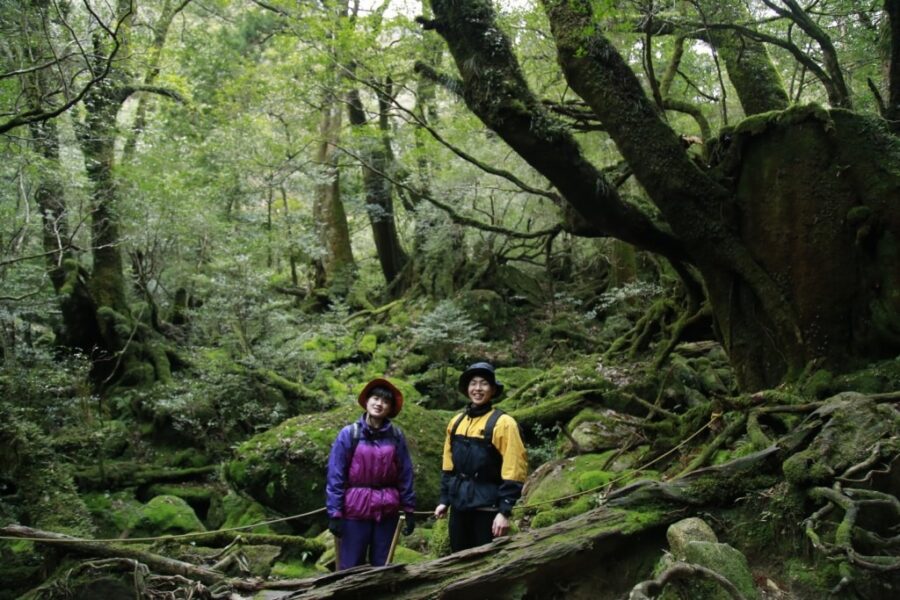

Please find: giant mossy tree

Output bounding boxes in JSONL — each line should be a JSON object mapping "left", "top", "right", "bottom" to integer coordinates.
{"left": 42, "top": 0, "right": 188, "bottom": 386}
{"left": 417, "top": 0, "right": 900, "bottom": 390}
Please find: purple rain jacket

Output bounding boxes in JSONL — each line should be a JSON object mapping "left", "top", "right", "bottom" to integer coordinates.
{"left": 326, "top": 414, "right": 416, "bottom": 521}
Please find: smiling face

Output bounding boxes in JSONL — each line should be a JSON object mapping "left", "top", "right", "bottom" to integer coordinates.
{"left": 365, "top": 394, "right": 393, "bottom": 423}
{"left": 467, "top": 375, "right": 495, "bottom": 407}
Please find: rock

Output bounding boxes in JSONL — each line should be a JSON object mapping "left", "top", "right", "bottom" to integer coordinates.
{"left": 666, "top": 517, "right": 718, "bottom": 558}
{"left": 682, "top": 540, "right": 759, "bottom": 600}
{"left": 224, "top": 398, "right": 448, "bottom": 533}
{"left": 131, "top": 494, "right": 205, "bottom": 537}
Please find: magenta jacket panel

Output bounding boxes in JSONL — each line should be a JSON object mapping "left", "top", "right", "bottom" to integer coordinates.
{"left": 326, "top": 415, "right": 415, "bottom": 521}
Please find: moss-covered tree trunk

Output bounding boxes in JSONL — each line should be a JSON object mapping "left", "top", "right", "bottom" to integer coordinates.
{"left": 310, "top": 0, "right": 356, "bottom": 296}
{"left": 312, "top": 90, "right": 356, "bottom": 294}
{"left": 720, "top": 109, "right": 900, "bottom": 386}
{"left": 425, "top": 0, "right": 900, "bottom": 389}
{"left": 886, "top": 0, "right": 900, "bottom": 129}
{"left": 72, "top": 0, "right": 174, "bottom": 386}
{"left": 21, "top": 0, "right": 104, "bottom": 355}
{"left": 696, "top": 0, "right": 790, "bottom": 117}
{"left": 347, "top": 85, "right": 409, "bottom": 294}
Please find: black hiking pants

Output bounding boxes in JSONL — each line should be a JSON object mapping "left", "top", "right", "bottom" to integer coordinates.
{"left": 448, "top": 508, "right": 496, "bottom": 552}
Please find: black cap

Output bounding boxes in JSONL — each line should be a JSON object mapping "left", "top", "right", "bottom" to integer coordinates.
{"left": 458, "top": 362, "right": 504, "bottom": 399}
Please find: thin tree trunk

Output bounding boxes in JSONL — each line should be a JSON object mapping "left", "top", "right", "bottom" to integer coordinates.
{"left": 346, "top": 85, "right": 408, "bottom": 293}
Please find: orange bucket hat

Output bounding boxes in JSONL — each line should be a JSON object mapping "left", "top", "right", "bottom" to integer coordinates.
{"left": 357, "top": 378, "right": 404, "bottom": 418}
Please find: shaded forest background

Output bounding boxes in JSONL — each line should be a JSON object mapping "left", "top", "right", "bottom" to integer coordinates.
{"left": 1, "top": 0, "right": 899, "bottom": 599}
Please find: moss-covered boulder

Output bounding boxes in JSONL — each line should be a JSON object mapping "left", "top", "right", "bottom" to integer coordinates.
{"left": 682, "top": 541, "right": 759, "bottom": 600}
{"left": 225, "top": 394, "right": 449, "bottom": 532}
{"left": 207, "top": 490, "right": 286, "bottom": 534}
{"left": 566, "top": 408, "right": 644, "bottom": 454}
{"left": 666, "top": 517, "right": 719, "bottom": 557}
{"left": 523, "top": 451, "right": 655, "bottom": 528}
{"left": 130, "top": 495, "right": 206, "bottom": 537}
{"left": 656, "top": 518, "right": 759, "bottom": 600}
{"left": 83, "top": 491, "right": 144, "bottom": 538}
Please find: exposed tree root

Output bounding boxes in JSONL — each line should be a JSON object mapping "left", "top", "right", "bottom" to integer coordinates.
{"left": 628, "top": 560, "right": 748, "bottom": 599}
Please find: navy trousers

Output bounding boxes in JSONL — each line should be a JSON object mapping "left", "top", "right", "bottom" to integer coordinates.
{"left": 448, "top": 508, "right": 496, "bottom": 552}
{"left": 337, "top": 515, "right": 400, "bottom": 570}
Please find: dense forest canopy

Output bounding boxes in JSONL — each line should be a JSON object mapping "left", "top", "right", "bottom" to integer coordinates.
{"left": 1, "top": 0, "right": 899, "bottom": 599}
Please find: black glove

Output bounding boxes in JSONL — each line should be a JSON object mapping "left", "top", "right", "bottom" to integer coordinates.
{"left": 328, "top": 518, "right": 343, "bottom": 538}
{"left": 403, "top": 512, "right": 415, "bottom": 536}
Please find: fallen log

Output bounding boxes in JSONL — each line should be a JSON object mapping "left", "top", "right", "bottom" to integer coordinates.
{"left": 0, "top": 524, "right": 225, "bottom": 587}
{"left": 244, "top": 448, "right": 783, "bottom": 599}
{"left": 73, "top": 462, "right": 217, "bottom": 491}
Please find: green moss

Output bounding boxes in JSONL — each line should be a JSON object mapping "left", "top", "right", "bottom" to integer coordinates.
{"left": 429, "top": 515, "right": 451, "bottom": 557}
{"left": 567, "top": 408, "right": 604, "bottom": 430}
{"left": 800, "top": 369, "right": 834, "bottom": 398}
{"left": 270, "top": 560, "right": 320, "bottom": 579}
{"left": 732, "top": 103, "right": 831, "bottom": 138}
{"left": 57, "top": 259, "right": 81, "bottom": 296}
{"left": 391, "top": 545, "right": 428, "bottom": 564}
{"left": 618, "top": 506, "right": 668, "bottom": 531}
{"left": 784, "top": 557, "right": 840, "bottom": 595}
{"left": 576, "top": 470, "right": 613, "bottom": 491}
{"left": 396, "top": 352, "right": 431, "bottom": 375}
{"left": 495, "top": 366, "right": 543, "bottom": 390}
{"left": 531, "top": 495, "right": 595, "bottom": 528}
{"left": 83, "top": 491, "right": 144, "bottom": 537}
{"left": 131, "top": 495, "right": 206, "bottom": 537}
{"left": 683, "top": 541, "right": 759, "bottom": 600}
{"left": 224, "top": 397, "right": 448, "bottom": 525}
{"left": 357, "top": 333, "right": 377, "bottom": 355}
{"left": 217, "top": 491, "right": 278, "bottom": 534}
{"left": 0, "top": 407, "right": 94, "bottom": 536}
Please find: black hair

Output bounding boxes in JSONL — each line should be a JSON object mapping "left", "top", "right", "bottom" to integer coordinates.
{"left": 368, "top": 386, "right": 395, "bottom": 403}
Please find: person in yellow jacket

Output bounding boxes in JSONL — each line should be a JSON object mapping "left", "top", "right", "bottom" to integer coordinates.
{"left": 433, "top": 362, "right": 527, "bottom": 551}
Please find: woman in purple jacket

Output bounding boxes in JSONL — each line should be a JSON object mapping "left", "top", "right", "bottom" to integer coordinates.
{"left": 326, "top": 378, "right": 416, "bottom": 570}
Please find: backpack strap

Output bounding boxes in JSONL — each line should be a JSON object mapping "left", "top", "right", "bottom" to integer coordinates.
{"left": 349, "top": 421, "right": 400, "bottom": 457}
{"left": 349, "top": 421, "right": 362, "bottom": 456}
{"left": 450, "top": 409, "right": 505, "bottom": 444}
{"left": 482, "top": 408, "right": 505, "bottom": 444}
{"left": 450, "top": 412, "right": 467, "bottom": 437}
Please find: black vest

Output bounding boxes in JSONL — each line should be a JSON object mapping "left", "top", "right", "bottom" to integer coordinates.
{"left": 447, "top": 409, "right": 505, "bottom": 510}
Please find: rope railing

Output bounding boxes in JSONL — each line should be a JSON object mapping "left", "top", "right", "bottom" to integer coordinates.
{"left": 0, "top": 415, "right": 720, "bottom": 544}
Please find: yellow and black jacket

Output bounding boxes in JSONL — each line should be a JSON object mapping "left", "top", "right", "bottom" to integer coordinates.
{"left": 439, "top": 404, "right": 527, "bottom": 515}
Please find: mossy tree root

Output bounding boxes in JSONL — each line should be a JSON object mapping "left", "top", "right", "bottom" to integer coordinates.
{"left": 602, "top": 298, "right": 675, "bottom": 361}
{"left": 154, "top": 531, "right": 325, "bottom": 559}
{"left": 804, "top": 483, "right": 900, "bottom": 594}
{"left": 652, "top": 303, "right": 712, "bottom": 370}
{"left": 628, "top": 560, "right": 749, "bottom": 600}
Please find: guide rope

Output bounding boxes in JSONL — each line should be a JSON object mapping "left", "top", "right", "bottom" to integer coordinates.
{"left": 0, "top": 415, "right": 720, "bottom": 544}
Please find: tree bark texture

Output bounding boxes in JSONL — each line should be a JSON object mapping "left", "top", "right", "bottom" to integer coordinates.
{"left": 347, "top": 87, "right": 409, "bottom": 292}
{"left": 22, "top": 4, "right": 105, "bottom": 355}
{"left": 695, "top": 0, "right": 790, "bottom": 116}
{"left": 426, "top": 0, "right": 900, "bottom": 389}
{"left": 311, "top": 0, "right": 356, "bottom": 294}
{"left": 886, "top": 0, "right": 900, "bottom": 127}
